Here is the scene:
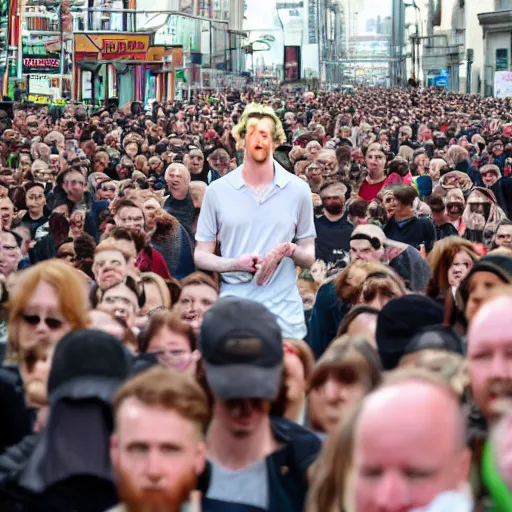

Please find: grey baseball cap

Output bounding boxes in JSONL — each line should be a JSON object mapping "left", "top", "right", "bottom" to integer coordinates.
{"left": 199, "top": 297, "right": 283, "bottom": 400}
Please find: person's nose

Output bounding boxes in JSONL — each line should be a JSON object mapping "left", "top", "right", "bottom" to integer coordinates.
{"left": 34, "top": 318, "right": 50, "bottom": 336}
{"left": 374, "top": 471, "right": 410, "bottom": 512}
{"left": 144, "top": 450, "right": 164, "bottom": 483}
{"left": 323, "top": 378, "right": 342, "bottom": 403}
{"left": 471, "top": 284, "right": 487, "bottom": 305}
{"left": 490, "top": 352, "right": 511, "bottom": 380}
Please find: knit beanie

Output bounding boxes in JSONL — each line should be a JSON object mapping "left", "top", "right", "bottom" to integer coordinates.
{"left": 459, "top": 254, "right": 512, "bottom": 305}
{"left": 376, "top": 295, "right": 444, "bottom": 370}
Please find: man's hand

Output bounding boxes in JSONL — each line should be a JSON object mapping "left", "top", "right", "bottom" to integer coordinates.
{"left": 233, "top": 254, "right": 262, "bottom": 273}
{"left": 255, "top": 243, "right": 297, "bottom": 286}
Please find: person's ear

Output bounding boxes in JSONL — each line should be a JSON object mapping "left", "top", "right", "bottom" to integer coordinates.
{"left": 110, "top": 434, "right": 120, "bottom": 472}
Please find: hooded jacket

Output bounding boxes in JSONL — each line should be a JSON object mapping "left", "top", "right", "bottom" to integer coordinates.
{"left": 462, "top": 187, "right": 506, "bottom": 244}
{"left": 0, "top": 330, "right": 131, "bottom": 512}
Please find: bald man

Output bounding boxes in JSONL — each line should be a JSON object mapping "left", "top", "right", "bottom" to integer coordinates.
{"left": 163, "top": 163, "right": 194, "bottom": 236}
{"left": 353, "top": 371, "right": 471, "bottom": 512}
{"left": 468, "top": 294, "right": 512, "bottom": 422}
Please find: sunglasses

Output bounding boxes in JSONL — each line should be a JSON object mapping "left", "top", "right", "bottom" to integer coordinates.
{"left": 21, "top": 314, "right": 64, "bottom": 329}
{"left": 27, "top": 122, "right": 39, "bottom": 128}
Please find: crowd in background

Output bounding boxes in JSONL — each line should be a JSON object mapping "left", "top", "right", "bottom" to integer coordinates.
{"left": 0, "top": 85, "right": 512, "bottom": 511}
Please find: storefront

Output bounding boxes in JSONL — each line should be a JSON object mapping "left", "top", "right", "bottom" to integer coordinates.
{"left": 73, "top": 32, "right": 183, "bottom": 106}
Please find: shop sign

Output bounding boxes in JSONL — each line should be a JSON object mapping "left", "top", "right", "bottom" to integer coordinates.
{"left": 101, "top": 39, "right": 147, "bottom": 58}
{"left": 23, "top": 57, "right": 60, "bottom": 73}
{"left": 74, "top": 34, "right": 151, "bottom": 61}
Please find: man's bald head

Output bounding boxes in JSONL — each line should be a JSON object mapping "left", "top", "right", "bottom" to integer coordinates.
{"left": 468, "top": 294, "right": 512, "bottom": 421}
{"left": 354, "top": 371, "right": 470, "bottom": 511}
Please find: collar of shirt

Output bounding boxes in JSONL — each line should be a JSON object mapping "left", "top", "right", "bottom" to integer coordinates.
{"left": 226, "top": 160, "right": 292, "bottom": 190}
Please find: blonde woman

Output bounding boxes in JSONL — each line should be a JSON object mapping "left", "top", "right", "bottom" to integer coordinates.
{"left": 8, "top": 260, "right": 90, "bottom": 407}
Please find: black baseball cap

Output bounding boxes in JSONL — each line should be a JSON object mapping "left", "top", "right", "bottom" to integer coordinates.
{"left": 199, "top": 297, "right": 283, "bottom": 400}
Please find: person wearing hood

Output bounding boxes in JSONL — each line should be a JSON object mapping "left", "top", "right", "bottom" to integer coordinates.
{"left": 458, "top": 254, "right": 512, "bottom": 325}
{"left": 490, "top": 139, "right": 506, "bottom": 173}
{"left": 481, "top": 163, "right": 512, "bottom": 219}
{"left": 444, "top": 188, "right": 467, "bottom": 237}
{"left": 462, "top": 187, "right": 506, "bottom": 246}
{"left": 0, "top": 329, "right": 131, "bottom": 512}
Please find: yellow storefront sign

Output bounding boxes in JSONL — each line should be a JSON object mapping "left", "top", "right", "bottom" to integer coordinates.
{"left": 74, "top": 33, "right": 151, "bottom": 61}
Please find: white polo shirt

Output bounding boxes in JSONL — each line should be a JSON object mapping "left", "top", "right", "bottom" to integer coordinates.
{"left": 196, "top": 161, "right": 316, "bottom": 339}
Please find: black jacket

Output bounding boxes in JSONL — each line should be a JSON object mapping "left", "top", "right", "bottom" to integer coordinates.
{"left": 0, "top": 366, "right": 34, "bottom": 455}
{"left": 384, "top": 216, "right": 437, "bottom": 253}
{"left": 0, "top": 378, "right": 120, "bottom": 512}
{"left": 491, "top": 176, "right": 512, "bottom": 219}
{"left": 202, "top": 417, "right": 321, "bottom": 512}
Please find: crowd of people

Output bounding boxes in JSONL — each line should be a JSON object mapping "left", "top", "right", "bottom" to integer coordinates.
{"left": 0, "top": 84, "right": 512, "bottom": 511}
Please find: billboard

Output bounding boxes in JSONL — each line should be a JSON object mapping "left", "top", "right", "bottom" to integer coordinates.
{"left": 284, "top": 45, "right": 300, "bottom": 80}
{"left": 495, "top": 71, "right": 512, "bottom": 98}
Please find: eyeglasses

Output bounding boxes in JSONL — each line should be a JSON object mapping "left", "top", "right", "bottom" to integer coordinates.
{"left": 21, "top": 314, "right": 64, "bottom": 329}
{"left": 154, "top": 349, "right": 197, "bottom": 371}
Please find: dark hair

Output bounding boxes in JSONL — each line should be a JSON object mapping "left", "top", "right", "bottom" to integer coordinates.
{"left": 496, "top": 219, "right": 512, "bottom": 231}
{"left": 393, "top": 185, "right": 418, "bottom": 207}
{"left": 73, "top": 233, "right": 96, "bottom": 279}
{"left": 427, "top": 194, "right": 445, "bottom": 213}
{"left": 337, "top": 305, "right": 379, "bottom": 337}
{"left": 387, "top": 157, "right": 410, "bottom": 178}
{"left": 107, "top": 226, "right": 145, "bottom": 253}
{"left": 113, "top": 198, "right": 143, "bottom": 217}
{"left": 2, "top": 229, "right": 23, "bottom": 248}
{"left": 348, "top": 198, "right": 368, "bottom": 219}
{"left": 24, "top": 181, "right": 45, "bottom": 194}
{"left": 99, "top": 275, "right": 146, "bottom": 309}
{"left": 439, "top": 165, "right": 453, "bottom": 177}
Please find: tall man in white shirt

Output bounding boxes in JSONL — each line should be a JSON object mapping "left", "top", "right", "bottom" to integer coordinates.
{"left": 194, "top": 103, "right": 315, "bottom": 339}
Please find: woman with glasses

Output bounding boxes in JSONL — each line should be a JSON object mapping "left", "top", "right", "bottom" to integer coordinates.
{"left": 7, "top": 260, "right": 90, "bottom": 409}
{"left": 138, "top": 310, "right": 200, "bottom": 375}
{"left": 494, "top": 219, "right": 512, "bottom": 251}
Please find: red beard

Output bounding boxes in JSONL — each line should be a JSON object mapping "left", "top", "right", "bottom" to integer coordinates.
{"left": 117, "top": 465, "right": 198, "bottom": 512}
